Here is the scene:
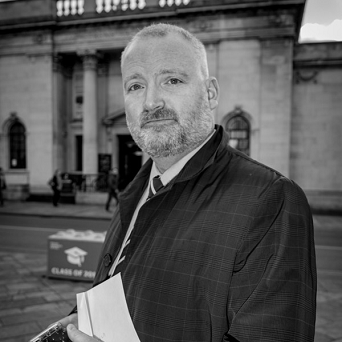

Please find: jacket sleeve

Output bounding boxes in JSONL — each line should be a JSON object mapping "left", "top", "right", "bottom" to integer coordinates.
{"left": 68, "top": 206, "right": 122, "bottom": 316}
{"left": 225, "top": 178, "right": 317, "bottom": 342}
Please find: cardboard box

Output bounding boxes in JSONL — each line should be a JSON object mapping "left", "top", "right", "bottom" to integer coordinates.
{"left": 47, "top": 229, "right": 106, "bottom": 282}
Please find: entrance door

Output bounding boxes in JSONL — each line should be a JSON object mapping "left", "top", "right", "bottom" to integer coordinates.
{"left": 75, "top": 135, "right": 83, "bottom": 171}
{"left": 118, "top": 135, "right": 143, "bottom": 190}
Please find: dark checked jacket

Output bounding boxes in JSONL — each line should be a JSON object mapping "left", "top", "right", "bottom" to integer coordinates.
{"left": 92, "top": 125, "right": 317, "bottom": 342}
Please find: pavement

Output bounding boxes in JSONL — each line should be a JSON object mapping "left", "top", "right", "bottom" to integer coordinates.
{"left": 0, "top": 200, "right": 113, "bottom": 221}
{"left": 0, "top": 201, "right": 341, "bottom": 342}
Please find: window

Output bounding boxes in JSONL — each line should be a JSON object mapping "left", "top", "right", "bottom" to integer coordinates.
{"left": 9, "top": 121, "right": 26, "bottom": 169}
{"left": 226, "top": 115, "right": 250, "bottom": 156}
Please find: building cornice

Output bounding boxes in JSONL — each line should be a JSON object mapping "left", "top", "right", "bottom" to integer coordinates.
{"left": 0, "top": 0, "right": 305, "bottom": 35}
{"left": 294, "top": 42, "right": 342, "bottom": 68}
{"left": 294, "top": 60, "right": 342, "bottom": 69}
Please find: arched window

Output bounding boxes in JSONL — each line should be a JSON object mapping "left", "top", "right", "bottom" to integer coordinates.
{"left": 9, "top": 121, "right": 26, "bottom": 169}
{"left": 226, "top": 115, "right": 250, "bottom": 156}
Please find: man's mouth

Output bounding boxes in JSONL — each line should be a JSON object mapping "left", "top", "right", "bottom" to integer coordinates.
{"left": 142, "top": 118, "right": 176, "bottom": 127}
{"left": 140, "top": 108, "right": 179, "bottom": 128}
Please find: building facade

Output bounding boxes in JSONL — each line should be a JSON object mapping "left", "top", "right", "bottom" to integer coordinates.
{"left": 0, "top": 0, "right": 341, "bottom": 210}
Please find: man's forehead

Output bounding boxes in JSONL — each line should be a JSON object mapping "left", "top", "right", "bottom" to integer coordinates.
{"left": 122, "top": 37, "right": 198, "bottom": 74}
{"left": 123, "top": 33, "right": 194, "bottom": 63}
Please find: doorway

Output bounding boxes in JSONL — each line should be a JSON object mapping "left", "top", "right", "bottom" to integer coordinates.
{"left": 118, "top": 135, "right": 143, "bottom": 190}
{"left": 75, "top": 135, "right": 83, "bottom": 171}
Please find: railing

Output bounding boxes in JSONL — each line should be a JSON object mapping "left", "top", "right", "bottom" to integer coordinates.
{"left": 68, "top": 173, "right": 108, "bottom": 193}
{"left": 56, "top": 0, "right": 190, "bottom": 17}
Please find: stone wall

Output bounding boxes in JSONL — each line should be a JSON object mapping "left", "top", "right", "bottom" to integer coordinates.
{"left": 0, "top": 0, "right": 54, "bottom": 23}
{"left": 0, "top": 52, "right": 55, "bottom": 192}
{"left": 292, "top": 42, "right": 342, "bottom": 211}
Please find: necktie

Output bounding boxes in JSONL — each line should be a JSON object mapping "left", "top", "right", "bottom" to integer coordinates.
{"left": 110, "top": 176, "right": 164, "bottom": 275}
{"left": 147, "top": 176, "right": 164, "bottom": 199}
{"left": 112, "top": 238, "right": 130, "bottom": 276}
{"left": 111, "top": 175, "right": 164, "bottom": 276}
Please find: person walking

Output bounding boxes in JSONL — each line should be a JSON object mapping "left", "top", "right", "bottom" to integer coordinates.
{"left": 105, "top": 168, "right": 119, "bottom": 211}
{"left": 47, "top": 23, "right": 316, "bottom": 342}
{"left": 0, "top": 167, "right": 6, "bottom": 206}
{"left": 48, "top": 169, "right": 62, "bottom": 207}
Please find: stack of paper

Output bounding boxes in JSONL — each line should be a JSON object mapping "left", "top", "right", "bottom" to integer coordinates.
{"left": 77, "top": 273, "right": 141, "bottom": 342}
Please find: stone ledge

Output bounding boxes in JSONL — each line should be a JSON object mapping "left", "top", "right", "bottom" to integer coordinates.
{"left": 305, "top": 190, "right": 342, "bottom": 215}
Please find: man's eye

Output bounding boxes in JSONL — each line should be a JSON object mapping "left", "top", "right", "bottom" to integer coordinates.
{"left": 167, "top": 78, "right": 182, "bottom": 85}
{"left": 128, "top": 84, "right": 142, "bottom": 92}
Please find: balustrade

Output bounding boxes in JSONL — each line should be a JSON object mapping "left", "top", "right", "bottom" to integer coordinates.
{"left": 159, "top": 0, "right": 190, "bottom": 7}
{"left": 56, "top": 0, "right": 191, "bottom": 17}
{"left": 57, "top": 0, "right": 84, "bottom": 16}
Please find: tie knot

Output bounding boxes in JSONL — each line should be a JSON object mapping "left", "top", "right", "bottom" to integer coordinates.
{"left": 148, "top": 176, "right": 164, "bottom": 199}
{"left": 152, "top": 176, "right": 164, "bottom": 193}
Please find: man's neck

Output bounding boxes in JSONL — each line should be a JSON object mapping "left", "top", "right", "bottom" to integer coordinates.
{"left": 152, "top": 150, "right": 192, "bottom": 174}
{"left": 152, "top": 128, "right": 216, "bottom": 174}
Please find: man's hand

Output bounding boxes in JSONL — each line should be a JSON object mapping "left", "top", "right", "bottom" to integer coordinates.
{"left": 56, "top": 313, "right": 103, "bottom": 341}
{"left": 67, "top": 324, "right": 103, "bottom": 342}
{"left": 58, "top": 313, "right": 78, "bottom": 329}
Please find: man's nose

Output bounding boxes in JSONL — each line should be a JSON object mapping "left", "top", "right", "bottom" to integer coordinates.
{"left": 143, "top": 84, "right": 164, "bottom": 112}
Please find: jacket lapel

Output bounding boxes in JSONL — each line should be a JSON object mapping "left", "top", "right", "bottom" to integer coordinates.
{"left": 118, "top": 159, "right": 152, "bottom": 233}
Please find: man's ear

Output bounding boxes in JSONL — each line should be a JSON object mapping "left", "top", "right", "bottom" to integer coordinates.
{"left": 205, "top": 77, "right": 220, "bottom": 110}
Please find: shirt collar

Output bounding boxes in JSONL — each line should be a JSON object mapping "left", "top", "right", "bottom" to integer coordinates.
{"left": 150, "top": 129, "right": 216, "bottom": 187}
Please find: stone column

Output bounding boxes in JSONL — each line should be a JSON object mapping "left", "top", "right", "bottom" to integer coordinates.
{"left": 81, "top": 52, "right": 98, "bottom": 174}
{"left": 98, "top": 62, "right": 109, "bottom": 155}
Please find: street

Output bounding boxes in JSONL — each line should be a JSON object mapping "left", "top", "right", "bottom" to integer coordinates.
{"left": 0, "top": 214, "right": 109, "bottom": 252}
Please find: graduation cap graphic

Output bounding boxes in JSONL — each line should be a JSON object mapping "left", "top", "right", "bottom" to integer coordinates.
{"left": 64, "top": 247, "right": 88, "bottom": 266}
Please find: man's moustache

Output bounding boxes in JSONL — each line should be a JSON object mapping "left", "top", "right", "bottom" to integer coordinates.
{"left": 140, "top": 108, "right": 178, "bottom": 127}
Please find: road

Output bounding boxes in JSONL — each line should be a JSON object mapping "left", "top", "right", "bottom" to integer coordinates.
{"left": 0, "top": 214, "right": 110, "bottom": 253}
{"left": 0, "top": 214, "right": 341, "bottom": 273}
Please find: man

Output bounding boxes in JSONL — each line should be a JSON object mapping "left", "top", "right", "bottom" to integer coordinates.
{"left": 105, "top": 168, "right": 119, "bottom": 211}
{"left": 58, "top": 23, "right": 317, "bottom": 341}
{"left": 48, "top": 169, "right": 62, "bottom": 207}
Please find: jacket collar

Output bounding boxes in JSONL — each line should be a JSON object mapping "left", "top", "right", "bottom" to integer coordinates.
{"left": 119, "top": 125, "right": 229, "bottom": 230}
{"left": 174, "top": 125, "right": 228, "bottom": 183}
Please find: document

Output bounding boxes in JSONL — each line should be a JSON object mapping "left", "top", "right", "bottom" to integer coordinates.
{"left": 77, "top": 273, "right": 141, "bottom": 342}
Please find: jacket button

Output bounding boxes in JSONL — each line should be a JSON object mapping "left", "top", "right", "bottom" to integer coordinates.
{"left": 103, "top": 253, "right": 112, "bottom": 267}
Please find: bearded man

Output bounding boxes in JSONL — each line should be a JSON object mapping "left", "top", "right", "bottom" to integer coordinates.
{"left": 54, "top": 23, "right": 316, "bottom": 342}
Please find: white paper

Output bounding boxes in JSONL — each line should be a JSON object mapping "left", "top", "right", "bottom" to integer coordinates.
{"left": 77, "top": 273, "right": 141, "bottom": 342}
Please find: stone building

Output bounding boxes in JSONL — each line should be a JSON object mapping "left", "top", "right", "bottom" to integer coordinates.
{"left": 0, "top": 0, "right": 341, "bottom": 210}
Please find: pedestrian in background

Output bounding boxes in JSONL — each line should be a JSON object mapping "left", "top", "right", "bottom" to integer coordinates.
{"left": 50, "top": 23, "right": 316, "bottom": 342}
{"left": 0, "top": 167, "right": 6, "bottom": 206}
{"left": 48, "top": 169, "right": 62, "bottom": 207}
{"left": 105, "top": 167, "right": 119, "bottom": 211}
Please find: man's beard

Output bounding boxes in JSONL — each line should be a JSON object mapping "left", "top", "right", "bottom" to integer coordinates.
{"left": 126, "top": 98, "right": 213, "bottom": 159}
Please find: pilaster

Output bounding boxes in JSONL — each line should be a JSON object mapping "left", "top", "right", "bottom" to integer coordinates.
{"left": 98, "top": 60, "right": 110, "bottom": 156}
{"left": 52, "top": 54, "right": 66, "bottom": 172}
{"left": 80, "top": 50, "right": 99, "bottom": 174}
